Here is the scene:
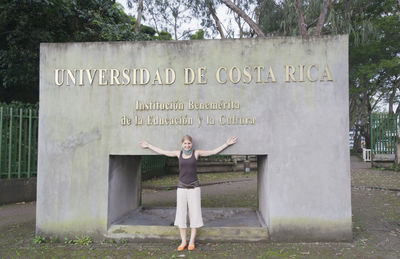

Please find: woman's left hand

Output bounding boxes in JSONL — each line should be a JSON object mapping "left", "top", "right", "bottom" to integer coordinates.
{"left": 226, "top": 136, "right": 238, "bottom": 146}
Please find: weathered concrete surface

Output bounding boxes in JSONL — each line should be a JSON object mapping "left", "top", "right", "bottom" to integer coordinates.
{"left": 114, "top": 207, "right": 263, "bottom": 227}
{"left": 38, "top": 36, "right": 350, "bottom": 241}
{"left": 108, "top": 156, "right": 141, "bottom": 226}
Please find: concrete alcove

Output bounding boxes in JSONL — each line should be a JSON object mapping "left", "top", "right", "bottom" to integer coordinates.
{"left": 106, "top": 155, "right": 270, "bottom": 241}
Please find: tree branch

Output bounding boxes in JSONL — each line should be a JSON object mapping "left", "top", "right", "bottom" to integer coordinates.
{"left": 306, "top": 17, "right": 319, "bottom": 30}
{"left": 371, "top": 92, "right": 384, "bottom": 111}
{"left": 221, "top": 0, "right": 265, "bottom": 38}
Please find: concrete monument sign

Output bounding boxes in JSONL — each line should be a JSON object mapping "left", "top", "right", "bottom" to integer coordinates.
{"left": 38, "top": 36, "right": 351, "bottom": 241}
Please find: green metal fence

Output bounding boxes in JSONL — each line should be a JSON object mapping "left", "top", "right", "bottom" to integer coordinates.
{"left": 0, "top": 106, "right": 39, "bottom": 179}
{"left": 0, "top": 104, "right": 167, "bottom": 179}
{"left": 370, "top": 113, "right": 399, "bottom": 155}
{"left": 141, "top": 156, "right": 167, "bottom": 173}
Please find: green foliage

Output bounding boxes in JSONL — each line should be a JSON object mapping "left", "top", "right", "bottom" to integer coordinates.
{"left": 33, "top": 236, "right": 47, "bottom": 244}
{"left": 392, "top": 165, "right": 400, "bottom": 172}
{"left": 258, "top": 0, "right": 285, "bottom": 36}
{"left": 347, "top": 0, "right": 399, "bottom": 146}
{"left": 64, "top": 236, "right": 92, "bottom": 245}
{"left": 140, "top": 24, "right": 157, "bottom": 36}
{"left": 0, "top": 0, "right": 159, "bottom": 104}
{"left": 73, "top": 236, "right": 93, "bottom": 246}
{"left": 190, "top": 29, "right": 205, "bottom": 40}
{"left": 156, "top": 31, "right": 173, "bottom": 40}
{"left": 64, "top": 237, "right": 74, "bottom": 244}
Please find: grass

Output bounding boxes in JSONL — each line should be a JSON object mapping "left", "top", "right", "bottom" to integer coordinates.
{"left": 142, "top": 171, "right": 256, "bottom": 188}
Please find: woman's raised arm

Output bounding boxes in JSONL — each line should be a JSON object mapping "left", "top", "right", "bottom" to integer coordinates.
{"left": 196, "top": 137, "right": 238, "bottom": 158}
{"left": 139, "top": 141, "right": 180, "bottom": 157}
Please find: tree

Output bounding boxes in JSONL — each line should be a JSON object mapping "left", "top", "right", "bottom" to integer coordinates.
{"left": 344, "top": 0, "right": 400, "bottom": 149}
{"left": 0, "top": 0, "right": 157, "bottom": 103}
{"left": 127, "top": 0, "right": 195, "bottom": 40}
{"left": 217, "top": 0, "right": 334, "bottom": 37}
{"left": 221, "top": 0, "right": 265, "bottom": 37}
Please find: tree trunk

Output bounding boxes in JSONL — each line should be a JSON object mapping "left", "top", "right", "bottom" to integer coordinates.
{"left": 221, "top": 0, "right": 265, "bottom": 38}
{"left": 389, "top": 99, "right": 394, "bottom": 114}
{"left": 396, "top": 131, "right": 400, "bottom": 166}
{"left": 398, "top": 0, "right": 400, "bottom": 16}
{"left": 388, "top": 86, "right": 397, "bottom": 114}
{"left": 365, "top": 93, "right": 372, "bottom": 150}
{"left": 208, "top": 3, "right": 225, "bottom": 39}
{"left": 394, "top": 80, "right": 400, "bottom": 114}
{"left": 314, "top": 0, "right": 332, "bottom": 36}
{"left": 174, "top": 16, "right": 178, "bottom": 40}
{"left": 135, "top": 0, "right": 143, "bottom": 34}
{"left": 353, "top": 130, "right": 363, "bottom": 152}
{"left": 365, "top": 126, "right": 371, "bottom": 149}
{"left": 295, "top": 0, "right": 308, "bottom": 36}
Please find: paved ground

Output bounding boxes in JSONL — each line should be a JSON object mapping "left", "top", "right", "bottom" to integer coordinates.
{"left": 1, "top": 155, "right": 400, "bottom": 258}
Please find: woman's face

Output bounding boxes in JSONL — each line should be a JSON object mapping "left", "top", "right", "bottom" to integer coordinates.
{"left": 181, "top": 140, "right": 193, "bottom": 151}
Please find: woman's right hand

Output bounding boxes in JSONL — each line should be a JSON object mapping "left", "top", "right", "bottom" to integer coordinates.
{"left": 139, "top": 141, "right": 149, "bottom": 149}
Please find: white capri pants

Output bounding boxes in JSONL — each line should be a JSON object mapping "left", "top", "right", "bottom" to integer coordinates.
{"left": 174, "top": 187, "right": 204, "bottom": 228}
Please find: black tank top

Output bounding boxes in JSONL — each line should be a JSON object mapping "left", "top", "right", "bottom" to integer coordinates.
{"left": 178, "top": 150, "right": 198, "bottom": 184}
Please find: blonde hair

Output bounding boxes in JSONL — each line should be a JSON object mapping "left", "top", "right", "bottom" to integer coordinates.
{"left": 181, "top": 135, "right": 192, "bottom": 143}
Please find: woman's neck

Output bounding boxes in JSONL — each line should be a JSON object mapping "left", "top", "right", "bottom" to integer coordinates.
{"left": 182, "top": 149, "right": 193, "bottom": 156}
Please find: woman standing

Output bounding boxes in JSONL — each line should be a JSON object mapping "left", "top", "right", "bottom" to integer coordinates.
{"left": 139, "top": 135, "right": 238, "bottom": 251}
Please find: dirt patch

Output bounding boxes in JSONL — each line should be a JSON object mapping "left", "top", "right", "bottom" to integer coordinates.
{"left": 0, "top": 202, "right": 35, "bottom": 228}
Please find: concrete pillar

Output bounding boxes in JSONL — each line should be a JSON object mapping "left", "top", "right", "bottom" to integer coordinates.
{"left": 257, "top": 155, "right": 269, "bottom": 227}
